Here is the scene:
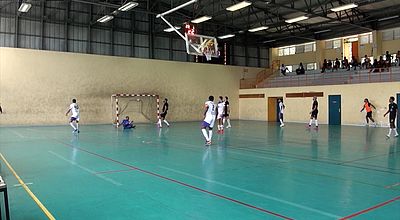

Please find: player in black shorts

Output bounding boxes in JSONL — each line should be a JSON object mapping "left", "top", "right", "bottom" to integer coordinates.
{"left": 223, "top": 96, "right": 231, "bottom": 128}
{"left": 309, "top": 96, "right": 319, "bottom": 128}
{"left": 384, "top": 96, "right": 398, "bottom": 138}
{"left": 158, "top": 98, "right": 170, "bottom": 128}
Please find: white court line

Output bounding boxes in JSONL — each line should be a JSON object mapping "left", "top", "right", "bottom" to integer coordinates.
{"left": 159, "top": 166, "right": 340, "bottom": 219}
{"left": 8, "top": 129, "right": 26, "bottom": 138}
{"left": 227, "top": 150, "right": 289, "bottom": 162}
{"left": 48, "top": 151, "right": 123, "bottom": 186}
{"left": 14, "top": 183, "right": 33, "bottom": 187}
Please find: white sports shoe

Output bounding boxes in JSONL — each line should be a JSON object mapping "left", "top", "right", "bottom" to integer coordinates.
{"left": 280, "top": 123, "right": 285, "bottom": 127}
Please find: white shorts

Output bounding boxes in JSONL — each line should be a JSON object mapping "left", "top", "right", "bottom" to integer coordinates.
{"left": 202, "top": 118, "right": 215, "bottom": 128}
{"left": 217, "top": 113, "right": 224, "bottom": 120}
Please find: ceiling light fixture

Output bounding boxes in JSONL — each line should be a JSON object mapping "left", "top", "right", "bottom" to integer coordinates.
{"left": 226, "top": 1, "right": 252, "bottom": 12}
{"left": 18, "top": 2, "right": 32, "bottom": 13}
{"left": 330, "top": 3, "right": 358, "bottom": 12}
{"left": 164, "top": 26, "right": 181, "bottom": 32}
{"left": 191, "top": 16, "right": 212, "bottom": 23}
{"left": 118, "top": 1, "right": 139, "bottom": 12}
{"left": 285, "top": 16, "right": 309, "bottom": 23}
{"left": 378, "top": 15, "right": 399, "bottom": 22}
{"left": 249, "top": 26, "right": 269, "bottom": 32}
{"left": 97, "top": 15, "right": 114, "bottom": 23}
{"left": 218, "top": 34, "right": 235, "bottom": 39}
{"left": 314, "top": 29, "right": 331, "bottom": 34}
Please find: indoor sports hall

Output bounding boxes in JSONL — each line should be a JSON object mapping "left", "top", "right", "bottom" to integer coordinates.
{"left": 0, "top": 0, "right": 399, "bottom": 219}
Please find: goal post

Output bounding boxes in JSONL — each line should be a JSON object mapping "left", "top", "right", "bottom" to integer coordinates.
{"left": 111, "top": 94, "right": 160, "bottom": 126}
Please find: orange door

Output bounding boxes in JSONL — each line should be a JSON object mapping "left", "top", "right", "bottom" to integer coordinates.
{"left": 352, "top": 41, "right": 359, "bottom": 60}
{"left": 268, "top": 97, "right": 277, "bottom": 122}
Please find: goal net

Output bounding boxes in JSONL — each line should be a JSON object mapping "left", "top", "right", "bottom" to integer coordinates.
{"left": 111, "top": 94, "right": 160, "bottom": 126}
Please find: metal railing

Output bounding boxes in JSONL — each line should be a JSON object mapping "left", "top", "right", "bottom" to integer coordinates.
{"left": 255, "top": 67, "right": 400, "bottom": 88}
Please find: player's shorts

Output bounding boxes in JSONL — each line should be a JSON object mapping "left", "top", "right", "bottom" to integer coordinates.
{"left": 70, "top": 117, "right": 79, "bottom": 122}
{"left": 202, "top": 118, "right": 215, "bottom": 129}
{"left": 311, "top": 110, "right": 318, "bottom": 119}
{"left": 217, "top": 113, "right": 224, "bottom": 119}
{"left": 366, "top": 111, "right": 372, "bottom": 118}
{"left": 223, "top": 113, "right": 229, "bottom": 117}
{"left": 160, "top": 112, "right": 167, "bottom": 118}
{"left": 389, "top": 115, "right": 396, "bottom": 128}
{"left": 279, "top": 113, "right": 284, "bottom": 120}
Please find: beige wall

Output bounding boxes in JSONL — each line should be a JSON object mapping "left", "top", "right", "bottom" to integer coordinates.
{"left": 239, "top": 82, "right": 400, "bottom": 126}
{"left": 0, "top": 47, "right": 263, "bottom": 125}
{"left": 381, "top": 39, "right": 400, "bottom": 55}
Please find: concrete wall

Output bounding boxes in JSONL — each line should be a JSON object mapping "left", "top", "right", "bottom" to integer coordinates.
{"left": 0, "top": 47, "right": 263, "bottom": 125}
{"left": 239, "top": 82, "right": 400, "bottom": 126}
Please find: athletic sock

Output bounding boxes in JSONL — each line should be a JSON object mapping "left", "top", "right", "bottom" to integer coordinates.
{"left": 208, "top": 130, "right": 213, "bottom": 140}
{"left": 76, "top": 123, "right": 79, "bottom": 131}
{"left": 394, "top": 129, "right": 399, "bottom": 136}
{"left": 387, "top": 129, "right": 392, "bottom": 137}
{"left": 315, "top": 120, "right": 318, "bottom": 127}
{"left": 201, "top": 129, "right": 209, "bottom": 141}
{"left": 227, "top": 119, "right": 231, "bottom": 127}
{"left": 223, "top": 118, "right": 226, "bottom": 125}
{"left": 157, "top": 119, "right": 162, "bottom": 127}
{"left": 70, "top": 122, "right": 76, "bottom": 130}
{"left": 280, "top": 119, "right": 283, "bottom": 124}
{"left": 309, "top": 119, "right": 313, "bottom": 126}
{"left": 163, "top": 120, "right": 170, "bottom": 126}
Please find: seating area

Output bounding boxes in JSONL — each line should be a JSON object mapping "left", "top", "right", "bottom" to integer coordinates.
{"left": 261, "top": 66, "right": 400, "bottom": 88}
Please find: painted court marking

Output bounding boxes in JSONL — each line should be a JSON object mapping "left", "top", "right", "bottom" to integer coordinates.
{"left": 339, "top": 195, "right": 400, "bottom": 219}
{"left": 57, "top": 141, "right": 294, "bottom": 220}
{"left": 159, "top": 166, "right": 341, "bottom": 219}
{"left": 48, "top": 151, "right": 123, "bottom": 186}
{"left": 0, "top": 153, "right": 56, "bottom": 220}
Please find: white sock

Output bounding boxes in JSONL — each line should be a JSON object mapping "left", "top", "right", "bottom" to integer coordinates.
{"left": 223, "top": 118, "right": 226, "bottom": 124}
{"left": 208, "top": 130, "right": 213, "bottom": 140}
{"left": 280, "top": 119, "right": 284, "bottom": 124}
{"left": 315, "top": 120, "right": 318, "bottom": 126}
{"left": 70, "top": 122, "right": 76, "bottom": 130}
{"left": 309, "top": 119, "right": 313, "bottom": 126}
{"left": 163, "top": 120, "right": 170, "bottom": 126}
{"left": 158, "top": 119, "right": 162, "bottom": 126}
{"left": 388, "top": 129, "right": 392, "bottom": 136}
{"left": 201, "top": 129, "right": 209, "bottom": 141}
{"left": 76, "top": 123, "right": 79, "bottom": 130}
{"left": 227, "top": 119, "right": 231, "bottom": 127}
{"left": 394, "top": 129, "right": 399, "bottom": 136}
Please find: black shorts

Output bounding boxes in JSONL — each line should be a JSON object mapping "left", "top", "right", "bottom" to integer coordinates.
{"left": 223, "top": 114, "right": 229, "bottom": 117}
{"left": 311, "top": 110, "right": 318, "bottom": 119}
{"left": 160, "top": 112, "right": 167, "bottom": 118}
{"left": 366, "top": 112, "right": 372, "bottom": 118}
{"left": 279, "top": 113, "right": 283, "bottom": 120}
{"left": 389, "top": 115, "right": 396, "bottom": 128}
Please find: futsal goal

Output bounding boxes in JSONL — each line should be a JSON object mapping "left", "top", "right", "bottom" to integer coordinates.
{"left": 111, "top": 94, "right": 160, "bottom": 126}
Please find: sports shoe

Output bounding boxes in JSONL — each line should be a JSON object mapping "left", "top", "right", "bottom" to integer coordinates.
{"left": 386, "top": 134, "right": 391, "bottom": 138}
{"left": 205, "top": 140, "right": 212, "bottom": 146}
{"left": 395, "top": 134, "right": 399, "bottom": 137}
{"left": 280, "top": 123, "right": 285, "bottom": 127}
{"left": 226, "top": 125, "right": 231, "bottom": 128}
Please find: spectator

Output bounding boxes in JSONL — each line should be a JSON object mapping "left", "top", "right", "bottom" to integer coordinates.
{"left": 333, "top": 58, "right": 340, "bottom": 71}
{"left": 280, "top": 64, "right": 289, "bottom": 76}
{"left": 396, "top": 50, "right": 400, "bottom": 66}
{"left": 351, "top": 56, "right": 358, "bottom": 70}
{"left": 343, "top": 57, "right": 349, "bottom": 70}
{"left": 379, "top": 56, "right": 385, "bottom": 70}
{"left": 362, "top": 55, "right": 370, "bottom": 69}
{"left": 296, "top": 62, "right": 305, "bottom": 75}
{"left": 385, "top": 51, "right": 392, "bottom": 68}
{"left": 370, "top": 59, "right": 381, "bottom": 73}
{"left": 327, "top": 60, "right": 333, "bottom": 71}
{"left": 321, "top": 59, "right": 328, "bottom": 73}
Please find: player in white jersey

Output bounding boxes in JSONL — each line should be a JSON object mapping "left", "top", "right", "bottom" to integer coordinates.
{"left": 278, "top": 99, "right": 285, "bottom": 127}
{"left": 65, "top": 98, "right": 80, "bottom": 133}
{"left": 201, "top": 96, "right": 216, "bottom": 146}
{"left": 216, "top": 96, "right": 225, "bottom": 134}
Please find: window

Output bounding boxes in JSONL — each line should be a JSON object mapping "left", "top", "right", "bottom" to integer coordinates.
{"left": 304, "top": 43, "right": 315, "bottom": 52}
{"left": 382, "top": 30, "right": 394, "bottom": 41}
{"left": 306, "top": 63, "right": 317, "bottom": 70}
{"left": 360, "top": 33, "right": 373, "bottom": 44}
{"left": 325, "top": 40, "right": 333, "bottom": 49}
{"left": 283, "top": 48, "right": 290, "bottom": 56}
{"left": 296, "top": 45, "right": 304, "bottom": 53}
{"left": 394, "top": 29, "right": 400, "bottom": 40}
{"left": 278, "top": 49, "right": 284, "bottom": 56}
{"left": 333, "top": 40, "right": 341, "bottom": 49}
{"left": 289, "top": 47, "right": 296, "bottom": 55}
{"left": 286, "top": 65, "right": 293, "bottom": 72}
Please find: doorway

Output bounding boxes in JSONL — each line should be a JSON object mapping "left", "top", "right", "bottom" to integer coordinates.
{"left": 268, "top": 97, "right": 283, "bottom": 122}
{"left": 329, "top": 95, "right": 341, "bottom": 125}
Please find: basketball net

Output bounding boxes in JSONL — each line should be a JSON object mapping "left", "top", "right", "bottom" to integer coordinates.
{"left": 202, "top": 40, "right": 214, "bottom": 61}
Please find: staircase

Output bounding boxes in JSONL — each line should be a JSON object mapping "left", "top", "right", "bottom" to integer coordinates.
{"left": 240, "top": 60, "right": 280, "bottom": 89}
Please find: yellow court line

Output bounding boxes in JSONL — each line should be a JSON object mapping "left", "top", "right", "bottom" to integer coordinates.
{"left": 0, "top": 153, "right": 56, "bottom": 220}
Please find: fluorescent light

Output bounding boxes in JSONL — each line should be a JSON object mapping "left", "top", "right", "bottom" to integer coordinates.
{"left": 191, "top": 16, "right": 212, "bottom": 24}
{"left": 263, "top": 39, "right": 275, "bottom": 43}
{"left": 285, "top": 16, "right": 309, "bottom": 23}
{"left": 118, "top": 1, "right": 139, "bottom": 11}
{"left": 218, "top": 34, "right": 235, "bottom": 39}
{"left": 164, "top": 26, "right": 181, "bottom": 32}
{"left": 18, "top": 2, "right": 32, "bottom": 13}
{"left": 248, "top": 26, "right": 268, "bottom": 32}
{"left": 97, "top": 15, "right": 114, "bottom": 23}
{"left": 314, "top": 29, "right": 331, "bottom": 34}
{"left": 330, "top": 3, "right": 358, "bottom": 12}
{"left": 378, "top": 15, "right": 399, "bottom": 22}
{"left": 226, "top": 1, "right": 252, "bottom": 12}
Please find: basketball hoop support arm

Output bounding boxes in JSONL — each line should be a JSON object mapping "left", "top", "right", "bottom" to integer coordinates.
{"left": 156, "top": 0, "right": 201, "bottom": 54}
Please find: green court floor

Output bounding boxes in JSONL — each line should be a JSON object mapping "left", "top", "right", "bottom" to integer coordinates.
{"left": 0, "top": 121, "right": 399, "bottom": 220}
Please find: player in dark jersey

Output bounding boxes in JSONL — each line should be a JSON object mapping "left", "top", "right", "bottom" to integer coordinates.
{"left": 120, "top": 116, "right": 136, "bottom": 129}
{"left": 158, "top": 98, "right": 170, "bottom": 128}
{"left": 360, "top": 98, "right": 376, "bottom": 126}
{"left": 384, "top": 96, "right": 398, "bottom": 138}
{"left": 309, "top": 96, "right": 319, "bottom": 128}
{"left": 223, "top": 96, "right": 231, "bottom": 128}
